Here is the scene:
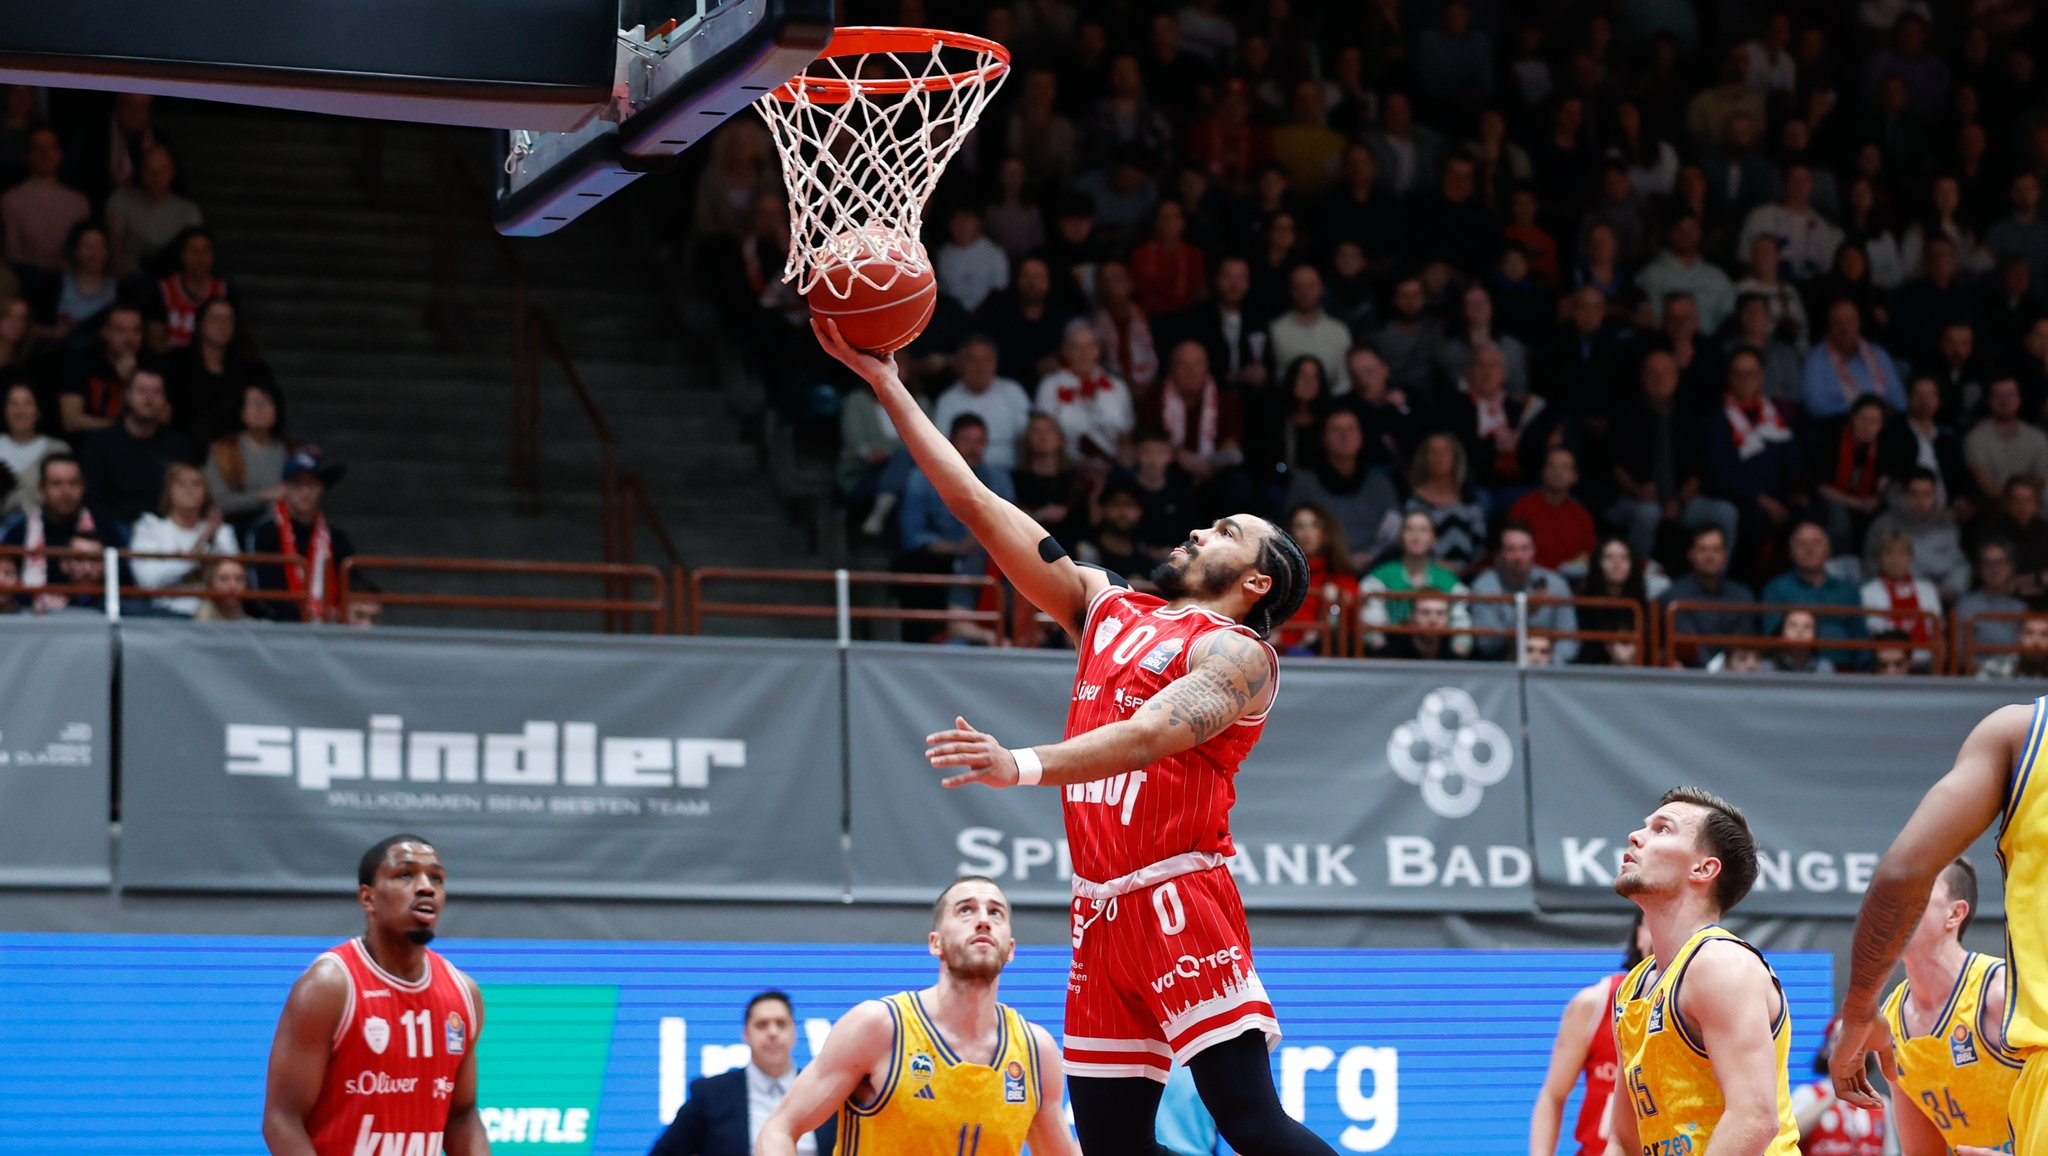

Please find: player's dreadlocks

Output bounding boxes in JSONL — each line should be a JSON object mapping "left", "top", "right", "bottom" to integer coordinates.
{"left": 1248, "top": 521, "right": 1310, "bottom": 638}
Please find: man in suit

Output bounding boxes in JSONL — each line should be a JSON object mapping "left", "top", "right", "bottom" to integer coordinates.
{"left": 649, "top": 991, "right": 836, "bottom": 1156}
{"left": 1170, "top": 256, "right": 1269, "bottom": 392}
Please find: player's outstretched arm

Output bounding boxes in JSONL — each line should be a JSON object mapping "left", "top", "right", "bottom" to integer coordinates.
{"left": 813, "top": 318, "right": 1107, "bottom": 639}
{"left": 261, "top": 957, "right": 348, "bottom": 1156}
{"left": 1687, "top": 942, "right": 1789, "bottom": 1156}
{"left": 1530, "top": 983, "right": 1605, "bottom": 1156}
{"left": 1834, "top": 703, "right": 2029, "bottom": 1108}
{"left": 925, "top": 629, "right": 1276, "bottom": 789}
{"left": 1023, "top": 1024, "right": 1081, "bottom": 1156}
{"left": 1602, "top": 1025, "right": 1640, "bottom": 1156}
{"left": 445, "top": 974, "right": 490, "bottom": 1156}
{"left": 756, "top": 1000, "right": 894, "bottom": 1156}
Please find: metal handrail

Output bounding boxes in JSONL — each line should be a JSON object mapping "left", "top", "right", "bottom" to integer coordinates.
{"left": 0, "top": 546, "right": 312, "bottom": 617}
{"left": 338, "top": 555, "right": 667, "bottom": 632}
{"left": 1662, "top": 600, "right": 1948, "bottom": 672}
{"left": 1956, "top": 610, "right": 2048, "bottom": 674}
{"left": 1350, "top": 588, "right": 1647, "bottom": 662}
{"left": 687, "top": 566, "right": 1008, "bottom": 641}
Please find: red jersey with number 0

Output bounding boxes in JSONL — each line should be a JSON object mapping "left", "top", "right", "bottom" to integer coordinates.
{"left": 1062, "top": 586, "right": 1276, "bottom": 882}
{"left": 305, "top": 938, "right": 476, "bottom": 1156}
{"left": 1573, "top": 974, "right": 1626, "bottom": 1156}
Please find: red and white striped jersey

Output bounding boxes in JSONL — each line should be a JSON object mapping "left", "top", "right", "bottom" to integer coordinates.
{"left": 1061, "top": 586, "right": 1276, "bottom": 883}
{"left": 305, "top": 938, "right": 476, "bottom": 1156}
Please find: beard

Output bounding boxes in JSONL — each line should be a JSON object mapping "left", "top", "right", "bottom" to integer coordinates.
{"left": 940, "top": 936, "right": 1006, "bottom": 983}
{"left": 406, "top": 927, "right": 436, "bottom": 946}
{"left": 1613, "top": 870, "right": 1653, "bottom": 899}
{"left": 1151, "top": 542, "right": 1236, "bottom": 599}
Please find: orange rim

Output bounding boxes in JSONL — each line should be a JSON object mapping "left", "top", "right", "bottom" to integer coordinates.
{"left": 769, "top": 26, "right": 1011, "bottom": 104}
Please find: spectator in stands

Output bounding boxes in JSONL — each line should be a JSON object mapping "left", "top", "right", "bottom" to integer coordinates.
{"left": 1377, "top": 277, "right": 1444, "bottom": 410}
{"left": 1738, "top": 164, "right": 1843, "bottom": 283}
{"left": 1582, "top": 162, "right": 1654, "bottom": 269}
{"left": 0, "top": 554, "right": 18, "bottom": 613}
{"left": 129, "top": 462, "right": 236, "bottom": 617}
{"left": 1771, "top": 609, "right": 1836, "bottom": 674}
{"left": 1638, "top": 216, "right": 1736, "bottom": 333}
{"left": 247, "top": 448, "right": 354, "bottom": 624}
{"left": 1538, "top": 286, "right": 1631, "bottom": 423}
{"left": 1871, "top": 630, "right": 1915, "bottom": 677}
{"left": 1707, "top": 644, "right": 1766, "bottom": 673}
{"left": 1317, "top": 146, "right": 1402, "bottom": 276}
{"left": 1444, "top": 343, "right": 1543, "bottom": 508}
{"left": 1245, "top": 356, "right": 1329, "bottom": 507}
{"left": 206, "top": 381, "right": 292, "bottom": 534}
{"left": 937, "top": 204, "right": 1011, "bottom": 315}
{"left": 162, "top": 298, "right": 269, "bottom": 446}
{"left": 1862, "top": 527, "right": 1944, "bottom": 669}
{"left": 1006, "top": 71, "right": 1077, "bottom": 190}
{"left": 1865, "top": 469, "right": 1970, "bottom": 601}
{"left": 1013, "top": 413, "right": 1087, "bottom": 550}
{"left": 1979, "top": 255, "right": 2045, "bottom": 369}
{"left": 58, "top": 302, "right": 142, "bottom": 435}
{"left": 1361, "top": 512, "right": 1473, "bottom": 658}
{"left": 1266, "top": 264, "right": 1352, "bottom": 393}
{"left": 1085, "top": 53, "right": 1174, "bottom": 174}
{"left": 1278, "top": 503, "right": 1357, "bottom": 655}
{"left": 984, "top": 157, "right": 1045, "bottom": 263}
{"left": 0, "top": 454, "right": 120, "bottom": 612}
{"left": 931, "top": 337, "right": 1031, "bottom": 474}
{"left": 1035, "top": 319, "right": 1133, "bottom": 470}
{"left": 1092, "top": 259, "right": 1160, "bottom": 394}
{"left": 1575, "top": 223, "right": 1633, "bottom": 312}
{"left": 1404, "top": 432, "right": 1488, "bottom": 575}
{"left": 78, "top": 368, "right": 193, "bottom": 530}
{"left": 1707, "top": 347, "right": 1800, "bottom": 576}
{"left": 1726, "top": 295, "right": 1803, "bottom": 405}
{"left": 1958, "top": 540, "right": 2027, "bottom": 658}
{"left": 0, "top": 382, "right": 66, "bottom": 518}
{"left": 344, "top": 575, "right": 383, "bottom": 629}
{"left": 1816, "top": 397, "right": 1893, "bottom": 555}
{"left": 0, "top": 296, "right": 33, "bottom": 391}
{"left": 1576, "top": 538, "right": 1661, "bottom": 666}
{"left": 1987, "top": 173, "right": 2048, "bottom": 290}
{"left": 105, "top": 144, "right": 201, "bottom": 278}
{"left": 1883, "top": 375, "right": 1971, "bottom": 516}
{"left": 53, "top": 221, "right": 115, "bottom": 336}
{"left": 1143, "top": 343, "right": 1245, "bottom": 515}
{"left": 1732, "top": 236, "right": 1808, "bottom": 349}
{"left": 1129, "top": 200, "right": 1206, "bottom": 318}
{"left": 1377, "top": 591, "right": 1465, "bottom": 661}
{"left": 1610, "top": 350, "right": 1737, "bottom": 564}
{"left": 1892, "top": 235, "right": 1975, "bottom": 372}
{"left": 1977, "top": 614, "right": 2048, "bottom": 680}
{"left": 1762, "top": 519, "right": 1867, "bottom": 660}
{"left": 147, "top": 226, "right": 230, "bottom": 353}
{"left": 1414, "top": 1, "right": 1492, "bottom": 122}
{"left": 1803, "top": 299, "right": 1905, "bottom": 420}
{"left": 1117, "top": 427, "right": 1197, "bottom": 562}
{"left": 1179, "top": 255, "right": 1266, "bottom": 394}
{"left": 1364, "top": 92, "right": 1445, "bottom": 201}
{"left": 1507, "top": 447, "right": 1597, "bottom": 579}
{"left": 651, "top": 989, "right": 836, "bottom": 1156}
{"left": 690, "top": 120, "right": 775, "bottom": 240}
{"left": 1965, "top": 378, "right": 2048, "bottom": 502}
{"left": 1346, "top": 345, "right": 1417, "bottom": 463}
{"left": 1, "top": 128, "right": 89, "bottom": 273}
{"left": 1661, "top": 525, "right": 1758, "bottom": 668}
{"left": 1699, "top": 113, "right": 1777, "bottom": 228}
{"left": 1437, "top": 284, "right": 1530, "bottom": 399}
{"left": 1283, "top": 405, "right": 1399, "bottom": 571}
{"left": 977, "top": 256, "right": 1068, "bottom": 387}
{"left": 1470, "top": 521, "right": 1580, "bottom": 664}
{"left": 1078, "top": 478, "right": 1158, "bottom": 592}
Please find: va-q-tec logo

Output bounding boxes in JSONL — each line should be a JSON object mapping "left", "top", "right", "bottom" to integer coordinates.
{"left": 1385, "top": 688, "right": 1513, "bottom": 819}
{"left": 224, "top": 715, "right": 746, "bottom": 790}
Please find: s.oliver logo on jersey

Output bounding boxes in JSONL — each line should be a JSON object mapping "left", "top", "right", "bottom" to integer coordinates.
{"left": 223, "top": 716, "right": 745, "bottom": 793}
{"left": 344, "top": 1070, "right": 419, "bottom": 1096}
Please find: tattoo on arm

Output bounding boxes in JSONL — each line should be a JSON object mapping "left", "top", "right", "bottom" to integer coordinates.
{"left": 1847, "top": 886, "right": 1932, "bottom": 1011}
{"left": 1139, "top": 633, "right": 1273, "bottom": 745}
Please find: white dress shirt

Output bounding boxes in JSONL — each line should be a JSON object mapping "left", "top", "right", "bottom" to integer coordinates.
{"left": 746, "top": 1063, "right": 815, "bottom": 1156}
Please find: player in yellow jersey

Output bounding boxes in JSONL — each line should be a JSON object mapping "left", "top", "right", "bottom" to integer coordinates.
{"left": 1875, "top": 859, "right": 2019, "bottom": 1156}
{"left": 1605, "top": 787, "right": 1804, "bottom": 1156}
{"left": 1830, "top": 700, "right": 2039, "bottom": 1156}
{"left": 756, "top": 876, "right": 1078, "bottom": 1156}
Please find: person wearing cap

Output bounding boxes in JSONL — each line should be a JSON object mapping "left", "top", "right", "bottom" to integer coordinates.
{"left": 246, "top": 447, "right": 353, "bottom": 622}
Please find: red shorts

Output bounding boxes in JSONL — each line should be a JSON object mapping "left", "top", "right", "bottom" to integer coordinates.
{"left": 1061, "top": 864, "right": 1281, "bottom": 1082}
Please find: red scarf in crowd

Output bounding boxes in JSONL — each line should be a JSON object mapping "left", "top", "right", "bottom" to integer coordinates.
{"left": 274, "top": 500, "right": 339, "bottom": 621}
{"left": 1723, "top": 394, "right": 1793, "bottom": 460}
{"left": 22, "top": 506, "right": 97, "bottom": 612}
{"left": 1882, "top": 577, "right": 1930, "bottom": 645}
{"left": 1833, "top": 428, "right": 1881, "bottom": 498}
{"left": 1052, "top": 370, "right": 1116, "bottom": 405}
{"left": 1161, "top": 379, "right": 1220, "bottom": 455}
{"left": 1826, "top": 339, "right": 1888, "bottom": 407}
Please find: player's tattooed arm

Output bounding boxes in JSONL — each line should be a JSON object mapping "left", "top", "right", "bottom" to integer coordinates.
{"left": 1832, "top": 703, "right": 2028, "bottom": 1110}
{"left": 925, "top": 631, "right": 1276, "bottom": 789}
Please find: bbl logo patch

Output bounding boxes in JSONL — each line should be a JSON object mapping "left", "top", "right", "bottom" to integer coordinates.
{"left": 445, "top": 1011, "right": 466, "bottom": 1056}
{"left": 363, "top": 1015, "right": 391, "bottom": 1055}
{"left": 1004, "top": 1060, "right": 1027, "bottom": 1104}
{"left": 1646, "top": 990, "right": 1666, "bottom": 1034}
{"left": 1093, "top": 615, "right": 1124, "bottom": 654}
{"left": 1138, "top": 638, "right": 1185, "bottom": 674}
{"left": 1952, "top": 1022, "right": 1980, "bottom": 1066}
{"left": 909, "top": 1052, "right": 935, "bottom": 1081}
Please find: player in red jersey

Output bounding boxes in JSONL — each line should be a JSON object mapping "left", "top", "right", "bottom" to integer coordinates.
{"left": 262, "top": 834, "right": 488, "bottom": 1156}
{"left": 1529, "top": 914, "right": 1651, "bottom": 1156}
{"left": 816, "top": 320, "right": 1333, "bottom": 1156}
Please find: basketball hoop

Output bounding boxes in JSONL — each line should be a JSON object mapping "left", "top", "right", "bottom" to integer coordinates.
{"left": 754, "top": 27, "right": 1010, "bottom": 297}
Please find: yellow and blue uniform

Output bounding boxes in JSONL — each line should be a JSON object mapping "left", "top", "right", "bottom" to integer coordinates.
{"left": 1997, "top": 694, "right": 2048, "bottom": 1154}
{"left": 1612, "top": 925, "right": 1802, "bottom": 1156}
{"left": 1883, "top": 951, "right": 2019, "bottom": 1152}
{"left": 838, "top": 991, "right": 1042, "bottom": 1156}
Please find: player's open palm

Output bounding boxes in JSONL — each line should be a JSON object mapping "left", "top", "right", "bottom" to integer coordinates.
{"left": 812, "top": 318, "right": 893, "bottom": 385}
{"left": 926, "top": 716, "right": 1020, "bottom": 789}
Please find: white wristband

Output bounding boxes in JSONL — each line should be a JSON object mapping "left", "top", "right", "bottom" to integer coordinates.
{"left": 1010, "top": 747, "right": 1043, "bottom": 787}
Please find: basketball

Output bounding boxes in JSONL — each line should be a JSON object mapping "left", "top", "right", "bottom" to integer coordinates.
{"left": 804, "top": 228, "right": 938, "bottom": 355}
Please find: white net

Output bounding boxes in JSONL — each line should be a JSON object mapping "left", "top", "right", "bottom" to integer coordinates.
{"left": 754, "top": 28, "right": 1009, "bottom": 296}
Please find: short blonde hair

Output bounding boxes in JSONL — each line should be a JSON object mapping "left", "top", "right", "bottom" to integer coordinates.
{"left": 158, "top": 462, "right": 215, "bottom": 518}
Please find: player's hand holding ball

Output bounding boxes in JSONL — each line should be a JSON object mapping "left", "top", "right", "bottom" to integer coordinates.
{"left": 926, "top": 716, "right": 1021, "bottom": 789}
